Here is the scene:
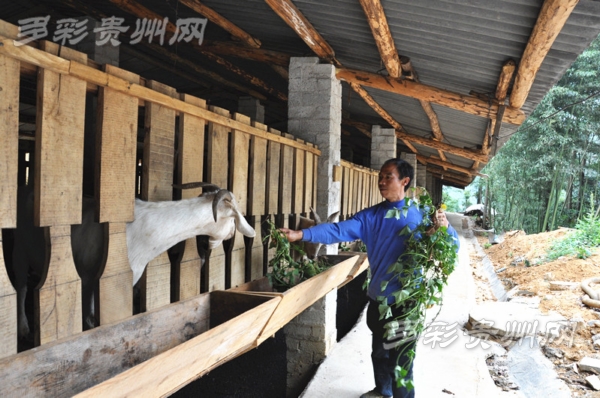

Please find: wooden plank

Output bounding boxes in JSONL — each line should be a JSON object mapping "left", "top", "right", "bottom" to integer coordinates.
{"left": 256, "top": 255, "right": 359, "bottom": 343}
{"left": 248, "top": 122, "right": 268, "bottom": 281}
{"left": 347, "top": 168, "right": 355, "bottom": 216}
{"left": 177, "top": 94, "right": 207, "bottom": 300}
{"left": 76, "top": 293, "right": 280, "bottom": 398}
{"left": 142, "top": 80, "right": 177, "bottom": 311}
{"left": 206, "top": 106, "right": 231, "bottom": 291}
{"left": 0, "top": 52, "right": 19, "bottom": 355}
{"left": 230, "top": 113, "right": 251, "bottom": 286}
{"left": 304, "top": 144, "right": 315, "bottom": 214}
{"left": 341, "top": 166, "right": 350, "bottom": 218}
{"left": 279, "top": 134, "right": 294, "bottom": 215}
{"left": 0, "top": 53, "right": 19, "bottom": 229}
{"left": 96, "top": 65, "right": 139, "bottom": 223}
{"left": 37, "top": 225, "right": 82, "bottom": 345}
{"left": 35, "top": 42, "right": 87, "bottom": 227}
{"left": 266, "top": 128, "right": 282, "bottom": 216}
{"left": 0, "top": 293, "right": 213, "bottom": 397}
{"left": 292, "top": 139, "right": 305, "bottom": 215}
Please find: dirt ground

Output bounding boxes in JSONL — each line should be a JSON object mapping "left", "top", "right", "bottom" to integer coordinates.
{"left": 471, "top": 227, "right": 600, "bottom": 396}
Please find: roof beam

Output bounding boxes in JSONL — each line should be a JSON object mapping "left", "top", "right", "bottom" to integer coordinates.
{"left": 200, "top": 40, "right": 290, "bottom": 66}
{"left": 417, "top": 155, "right": 487, "bottom": 178}
{"left": 342, "top": 119, "right": 372, "bottom": 138}
{"left": 427, "top": 168, "right": 473, "bottom": 187}
{"left": 337, "top": 67, "right": 526, "bottom": 125}
{"left": 108, "top": 0, "right": 287, "bottom": 101}
{"left": 509, "top": 0, "right": 579, "bottom": 109}
{"left": 358, "top": 0, "right": 400, "bottom": 78}
{"left": 349, "top": 83, "right": 488, "bottom": 163}
{"left": 264, "top": 0, "right": 337, "bottom": 64}
{"left": 177, "top": 0, "right": 261, "bottom": 48}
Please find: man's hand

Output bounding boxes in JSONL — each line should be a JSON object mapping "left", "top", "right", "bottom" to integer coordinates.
{"left": 279, "top": 228, "right": 303, "bottom": 242}
{"left": 435, "top": 209, "right": 449, "bottom": 228}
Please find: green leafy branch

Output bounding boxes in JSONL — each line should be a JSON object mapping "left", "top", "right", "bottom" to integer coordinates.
{"left": 378, "top": 189, "right": 459, "bottom": 391}
{"left": 264, "top": 219, "right": 330, "bottom": 292}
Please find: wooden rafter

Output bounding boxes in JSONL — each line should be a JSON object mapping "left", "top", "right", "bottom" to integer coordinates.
{"left": 342, "top": 119, "right": 372, "bottom": 138}
{"left": 427, "top": 168, "right": 473, "bottom": 187}
{"left": 200, "top": 40, "right": 290, "bottom": 66}
{"left": 108, "top": 0, "right": 287, "bottom": 101}
{"left": 417, "top": 155, "right": 487, "bottom": 178}
{"left": 337, "top": 67, "right": 526, "bottom": 125}
{"left": 177, "top": 0, "right": 261, "bottom": 48}
{"left": 264, "top": 0, "right": 337, "bottom": 64}
{"left": 509, "top": 0, "right": 579, "bottom": 109}
{"left": 358, "top": 0, "right": 400, "bottom": 78}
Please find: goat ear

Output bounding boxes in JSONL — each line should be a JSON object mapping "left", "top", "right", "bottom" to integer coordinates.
{"left": 309, "top": 206, "right": 322, "bottom": 224}
{"left": 327, "top": 211, "right": 340, "bottom": 223}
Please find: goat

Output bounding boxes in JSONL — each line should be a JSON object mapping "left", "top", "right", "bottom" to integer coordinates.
{"left": 11, "top": 182, "right": 254, "bottom": 340}
{"left": 294, "top": 206, "right": 340, "bottom": 260}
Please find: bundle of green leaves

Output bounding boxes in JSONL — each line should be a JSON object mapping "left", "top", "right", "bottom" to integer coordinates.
{"left": 264, "top": 219, "right": 330, "bottom": 292}
{"left": 378, "top": 190, "right": 459, "bottom": 390}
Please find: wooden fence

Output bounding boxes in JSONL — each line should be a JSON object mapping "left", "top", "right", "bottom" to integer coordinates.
{"left": 339, "top": 159, "right": 381, "bottom": 220}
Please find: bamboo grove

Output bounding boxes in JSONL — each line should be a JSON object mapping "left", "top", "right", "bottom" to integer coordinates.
{"left": 479, "top": 34, "right": 600, "bottom": 234}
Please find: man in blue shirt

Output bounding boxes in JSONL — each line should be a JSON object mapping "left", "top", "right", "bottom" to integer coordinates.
{"left": 280, "top": 158, "right": 459, "bottom": 398}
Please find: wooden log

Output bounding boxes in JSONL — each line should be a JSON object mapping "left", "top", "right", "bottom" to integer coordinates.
{"left": 359, "top": 0, "right": 400, "bottom": 78}
{"left": 141, "top": 80, "right": 177, "bottom": 311}
{"left": 248, "top": 122, "right": 268, "bottom": 281}
{"left": 230, "top": 113, "right": 251, "bottom": 286}
{"left": 510, "top": 0, "right": 579, "bottom": 109}
{"left": 0, "top": 51, "right": 19, "bottom": 358}
{"left": 75, "top": 292, "right": 279, "bottom": 397}
{"left": 175, "top": 94, "right": 207, "bottom": 300}
{"left": 206, "top": 106, "right": 230, "bottom": 291}
{"left": 339, "top": 68, "right": 525, "bottom": 125}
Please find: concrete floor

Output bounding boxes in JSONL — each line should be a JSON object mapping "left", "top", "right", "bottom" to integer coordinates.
{"left": 301, "top": 213, "right": 524, "bottom": 398}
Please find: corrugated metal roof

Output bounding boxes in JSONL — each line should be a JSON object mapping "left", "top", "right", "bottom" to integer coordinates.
{"left": 2, "top": 0, "right": 600, "bottom": 187}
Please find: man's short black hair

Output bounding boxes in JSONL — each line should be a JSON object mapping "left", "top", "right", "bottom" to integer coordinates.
{"left": 382, "top": 158, "right": 414, "bottom": 192}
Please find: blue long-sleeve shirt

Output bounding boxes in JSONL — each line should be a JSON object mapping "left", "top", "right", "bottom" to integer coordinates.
{"left": 302, "top": 199, "right": 460, "bottom": 301}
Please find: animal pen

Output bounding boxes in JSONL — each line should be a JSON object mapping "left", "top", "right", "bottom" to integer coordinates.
{"left": 0, "top": 20, "right": 379, "bottom": 396}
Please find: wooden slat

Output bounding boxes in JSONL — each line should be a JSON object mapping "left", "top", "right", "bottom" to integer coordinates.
{"left": 142, "top": 80, "right": 177, "bottom": 311}
{"left": 342, "top": 166, "right": 350, "bottom": 218}
{"left": 304, "top": 144, "right": 315, "bottom": 214}
{"left": 279, "top": 134, "right": 294, "bottom": 216}
{"left": 37, "top": 225, "right": 82, "bottom": 345}
{"left": 76, "top": 293, "right": 280, "bottom": 398}
{"left": 266, "top": 128, "right": 282, "bottom": 216}
{"left": 292, "top": 139, "right": 305, "bottom": 215}
{"left": 206, "top": 106, "right": 230, "bottom": 291}
{"left": 230, "top": 113, "right": 251, "bottom": 286}
{"left": 248, "top": 122, "right": 268, "bottom": 281}
{"left": 177, "top": 94, "right": 206, "bottom": 300}
{"left": 0, "top": 52, "right": 19, "bottom": 357}
{"left": 35, "top": 43, "right": 87, "bottom": 227}
{"left": 0, "top": 53, "right": 19, "bottom": 229}
{"left": 0, "top": 293, "right": 214, "bottom": 397}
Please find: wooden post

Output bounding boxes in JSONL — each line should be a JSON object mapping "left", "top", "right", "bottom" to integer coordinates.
{"left": 279, "top": 134, "right": 294, "bottom": 230}
{"left": 175, "top": 93, "right": 206, "bottom": 300}
{"left": 291, "top": 138, "right": 305, "bottom": 229}
{"left": 229, "top": 113, "right": 251, "bottom": 287}
{"left": 141, "top": 80, "right": 177, "bottom": 311}
{"left": 96, "top": 65, "right": 139, "bottom": 325}
{"left": 265, "top": 128, "right": 282, "bottom": 267}
{"left": 206, "top": 106, "right": 230, "bottom": 291}
{"left": 248, "top": 122, "right": 268, "bottom": 281}
{"left": 0, "top": 52, "right": 19, "bottom": 358}
{"left": 304, "top": 143, "right": 315, "bottom": 215}
{"left": 34, "top": 43, "right": 87, "bottom": 345}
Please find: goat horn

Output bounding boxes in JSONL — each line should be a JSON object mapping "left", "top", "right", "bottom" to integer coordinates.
{"left": 310, "top": 206, "right": 322, "bottom": 224}
{"left": 172, "top": 182, "right": 221, "bottom": 192}
{"left": 212, "top": 189, "right": 232, "bottom": 223}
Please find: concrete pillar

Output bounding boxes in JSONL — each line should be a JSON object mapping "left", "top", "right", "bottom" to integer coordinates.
{"left": 284, "top": 290, "right": 337, "bottom": 398}
{"left": 400, "top": 152, "right": 418, "bottom": 188}
{"left": 417, "top": 167, "right": 427, "bottom": 188}
{"left": 370, "top": 125, "right": 396, "bottom": 171}
{"left": 426, "top": 172, "right": 433, "bottom": 195}
{"left": 288, "top": 57, "right": 342, "bottom": 255}
{"left": 237, "top": 96, "right": 265, "bottom": 124}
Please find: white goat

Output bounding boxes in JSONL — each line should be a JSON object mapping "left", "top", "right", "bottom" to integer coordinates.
{"left": 12, "top": 182, "right": 255, "bottom": 339}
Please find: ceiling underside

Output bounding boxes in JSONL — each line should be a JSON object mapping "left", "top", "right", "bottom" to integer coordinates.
{"left": 3, "top": 0, "right": 600, "bottom": 188}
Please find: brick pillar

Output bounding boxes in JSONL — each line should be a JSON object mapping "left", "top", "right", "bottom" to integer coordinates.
{"left": 284, "top": 290, "right": 337, "bottom": 398}
{"left": 238, "top": 96, "right": 265, "bottom": 123}
{"left": 288, "top": 57, "right": 341, "bottom": 255}
{"left": 417, "top": 167, "right": 427, "bottom": 188}
{"left": 370, "top": 125, "right": 396, "bottom": 171}
{"left": 400, "top": 152, "right": 418, "bottom": 188}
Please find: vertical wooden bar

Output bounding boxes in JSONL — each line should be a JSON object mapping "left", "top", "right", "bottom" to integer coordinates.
{"left": 0, "top": 53, "right": 19, "bottom": 358}
{"left": 342, "top": 165, "right": 350, "bottom": 219}
{"left": 279, "top": 134, "right": 294, "bottom": 229}
{"left": 230, "top": 113, "right": 250, "bottom": 287}
{"left": 142, "top": 80, "right": 177, "bottom": 311}
{"left": 176, "top": 94, "right": 206, "bottom": 300}
{"left": 292, "top": 139, "right": 305, "bottom": 218}
{"left": 304, "top": 144, "right": 315, "bottom": 214}
{"left": 206, "top": 106, "right": 230, "bottom": 291}
{"left": 347, "top": 168, "right": 355, "bottom": 217}
{"left": 96, "top": 65, "right": 139, "bottom": 325}
{"left": 248, "top": 122, "right": 268, "bottom": 281}
{"left": 265, "top": 128, "right": 281, "bottom": 265}
{"left": 35, "top": 43, "right": 86, "bottom": 345}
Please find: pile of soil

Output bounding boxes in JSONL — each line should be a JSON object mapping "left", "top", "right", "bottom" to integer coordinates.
{"left": 473, "top": 228, "right": 600, "bottom": 396}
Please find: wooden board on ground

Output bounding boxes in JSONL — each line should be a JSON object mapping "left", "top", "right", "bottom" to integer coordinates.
{"left": 75, "top": 292, "right": 280, "bottom": 398}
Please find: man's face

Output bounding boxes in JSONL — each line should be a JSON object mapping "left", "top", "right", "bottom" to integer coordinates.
{"left": 378, "top": 163, "right": 410, "bottom": 202}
